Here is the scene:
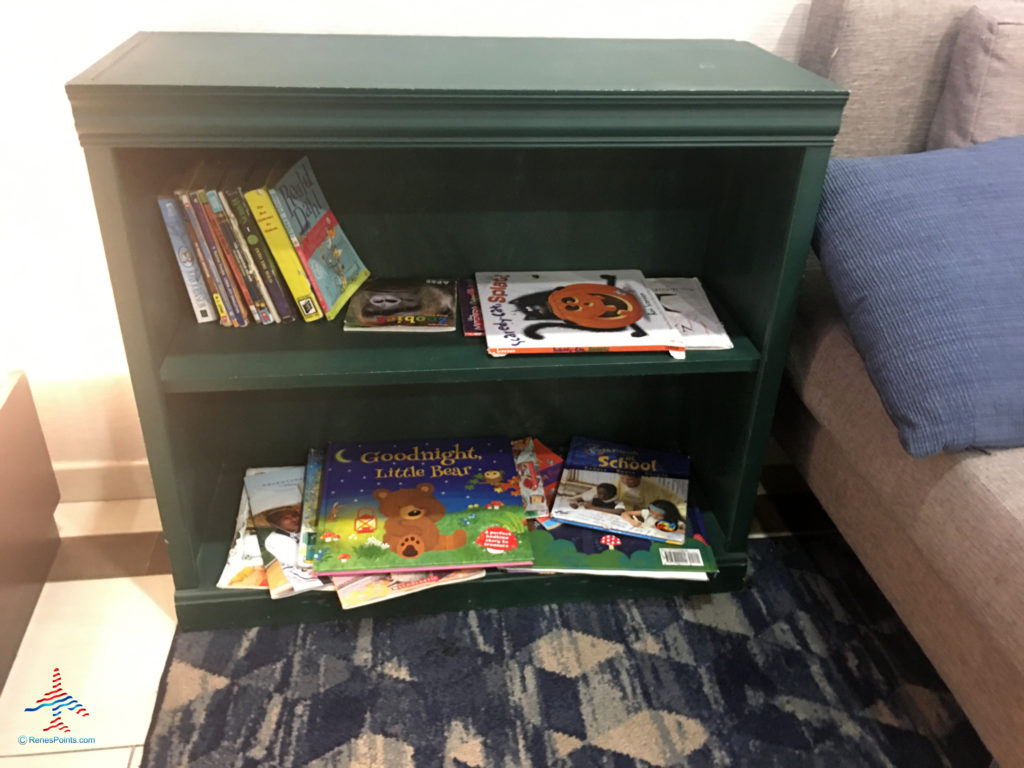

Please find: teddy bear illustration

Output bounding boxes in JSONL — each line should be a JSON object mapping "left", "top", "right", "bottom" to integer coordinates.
{"left": 374, "top": 482, "right": 467, "bottom": 559}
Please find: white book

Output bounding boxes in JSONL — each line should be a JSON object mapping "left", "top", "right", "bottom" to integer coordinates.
{"left": 645, "top": 277, "right": 733, "bottom": 350}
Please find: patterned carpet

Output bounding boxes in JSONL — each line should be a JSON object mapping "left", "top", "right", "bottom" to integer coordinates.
{"left": 142, "top": 533, "right": 989, "bottom": 767}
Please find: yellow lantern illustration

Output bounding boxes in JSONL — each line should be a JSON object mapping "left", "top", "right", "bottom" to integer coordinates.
{"left": 354, "top": 508, "right": 378, "bottom": 534}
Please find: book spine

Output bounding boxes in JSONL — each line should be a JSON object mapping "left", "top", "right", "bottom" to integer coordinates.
{"left": 223, "top": 188, "right": 298, "bottom": 323}
{"left": 190, "top": 191, "right": 248, "bottom": 327}
{"left": 208, "top": 190, "right": 274, "bottom": 324}
{"left": 218, "top": 190, "right": 280, "bottom": 324}
{"left": 157, "top": 196, "right": 216, "bottom": 324}
{"left": 486, "top": 344, "right": 686, "bottom": 356}
{"left": 267, "top": 187, "right": 331, "bottom": 314}
{"left": 244, "top": 188, "right": 323, "bottom": 322}
{"left": 176, "top": 191, "right": 231, "bottom": 326}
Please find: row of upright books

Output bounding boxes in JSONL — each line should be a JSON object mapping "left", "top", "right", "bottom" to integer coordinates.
{"left": 218, "top": 435, "right": 718, "bottom": 610}
{"left": 157, "top": 155, "right": 370, "bottom": 327}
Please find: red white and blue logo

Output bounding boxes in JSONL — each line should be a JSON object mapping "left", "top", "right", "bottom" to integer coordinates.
{"left": 24, "top": 667, "right": 90, "bottom": 733}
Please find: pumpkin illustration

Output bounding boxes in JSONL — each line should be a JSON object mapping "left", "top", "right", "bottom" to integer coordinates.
{"left": 547, "top": 283, "right": 645, "bottom": 329}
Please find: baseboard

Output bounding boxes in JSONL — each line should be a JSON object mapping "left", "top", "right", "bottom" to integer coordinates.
{"left": 53, "top": 459, "right": 155, "bottom": 502}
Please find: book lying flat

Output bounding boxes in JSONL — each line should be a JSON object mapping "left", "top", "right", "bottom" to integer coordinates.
{"left": 332, "top": 569, "right": 485, "bottom": 609}
{"left": 645, "top": 277, "right": 733, "bottom": 350}
{"left": 343, "top": 278, "right": 457, "bottom": 331}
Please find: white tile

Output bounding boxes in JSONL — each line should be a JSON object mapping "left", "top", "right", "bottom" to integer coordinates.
{"left": 0, "top": 576, "right": 175, "bottom": 757}
{"left": 127, "top": 746, "right": 143, "bottom": 768}
{"left": 53, "top": 499, "right": 161, "bottom": 538}
{"left": 0, "top": 747, "right": 133, "bottom": 767}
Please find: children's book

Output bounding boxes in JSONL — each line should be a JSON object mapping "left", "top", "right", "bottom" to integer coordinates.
{"left": 510, "top": 437, "right": 564, "bottom": 517}
{"left": 507, "top": 510, "right": 717, "bottom": 580}
{"left": 313, "top": 437, "right": 533, "bottom": 575}
{"left": 645, "top": 277, "right": 733, "bottom": 350}
{"left": 266, "top": 156, "right": 370, "bottom": 320}
{"left": 216, "top": 484, "right": 268, "bottom": 589}
{"left": 157, "top": 196, "right": 216, "bottom": 324}
{"left": 474, "top": 270, "right": 687, "bottom": 358}
{"left": 297, "top": 448, "right": 325, "bottom": 568}
{"left": 332, "top": 569, "right": 485, "bottom": 609}
{"left": 343, "top": 279, "right": 457, "bottom": 331}
{"left": 458, "top": 278, "right": 484, "bottom": 336}
{"left": 244, "top": 466, "right": 333, "bottom": 599}
{"left": 549, "top": 437, "right": 691, "bottom": 545}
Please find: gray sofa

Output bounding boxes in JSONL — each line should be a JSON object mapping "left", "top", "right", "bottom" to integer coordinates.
{"left": 775, "top": 1, "right": 1024, "bottom": 765}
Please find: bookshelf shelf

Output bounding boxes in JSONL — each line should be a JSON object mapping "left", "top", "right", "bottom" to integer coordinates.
{"left": 68, "top": 32, "right": 845, "bottom": 630}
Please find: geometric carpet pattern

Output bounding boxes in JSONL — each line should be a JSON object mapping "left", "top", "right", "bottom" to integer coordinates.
{"left": 142, "top": 534, "right": 989, "bottom": 767}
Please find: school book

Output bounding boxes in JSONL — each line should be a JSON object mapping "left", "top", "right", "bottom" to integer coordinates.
{"left": 549, "top": 437, "right": 691, "bottom": 545}
{"left": 506, "top": 510, "right": 717, "bottom": 581}
{"left": 645, "top": 277, "right": 733, "bottom": 350}
{"left": 157, "top": 196, "right": 216, "bottom": 324}
{"left": 216, "top": 483, "right": 268, "bottom": 589}
{"left": 332, "top": 569, "right": 485, "bottom": 610}
{"left": 266, "top": 156, "right": 371, "bottom": 320}
{"left": 475, "top": 270, "right": 687, "bottom": 358}
{"left": 343, "top": 279, "right": 457, "bottom": 331}
{"left": 313, "top": 437, "right": 533, "bottom": 576}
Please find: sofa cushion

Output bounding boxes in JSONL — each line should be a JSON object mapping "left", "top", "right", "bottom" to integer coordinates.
{"left": 812, "top": 135, "right": 1024, "bottom": 457}
{"left": 928, "top": 1, "right": 1024, "bottom": 150}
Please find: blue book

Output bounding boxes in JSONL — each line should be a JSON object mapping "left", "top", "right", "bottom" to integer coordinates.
{"left": 157, "top": 196, "right": 215, "bottom": 323}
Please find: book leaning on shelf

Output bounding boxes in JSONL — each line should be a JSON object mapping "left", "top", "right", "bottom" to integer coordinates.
{"left": 157, "top": 195, "right": 217, "bottom": 324}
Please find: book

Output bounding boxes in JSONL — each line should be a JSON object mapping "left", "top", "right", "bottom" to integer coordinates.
{"left": 511, "top": 437, "right": 564, "bottom": 509}
{"left": 207, "top": 189, "right": 274, "bottom": 324}
{"left": 549, "top": 437, "right": 691, "bottom": 545}
{"left": 266, "top": 156, "right": 371, "bottom": 320}
{"left": 189, "top": 188, "right": 249, "bottom": 327}
{"left": 645, "top": 277, "right": 733, "bottom": 350}
{"left": 216, "top": 484, "right": 269, "bottom": 589}
{"left": 297, "top": 447, "right": 324, "bottom": 568}
{"left": 332, "top": 568, "right": 485, "bottom": 610}
{"left": 244, "top": 466, "right": 332, "bottom": 599}
{"left": 157, "top": 196, "right": 216, "bottom": 324}
{"left": 507, "top": 510, "right": 717, "bottom": 581}
{"left": 509, "top": 437, "right": 561, "bottom": 517}
{"left": 458, "top": 278, "right": 484, "bottom": 336}
{"left": 313, "top": 437, "right": 533, "bottom": 575}
{"left": 343, "top": 278, "right": 457, "bottom": 331}
{"left": 174, "top": 191, "right": 231, "bottom": 326}
{"left": 475, "top": 270, "right": 687, "bottom": 357}
{"left": 245, "top": 168, "right": 324, "bottom": 322}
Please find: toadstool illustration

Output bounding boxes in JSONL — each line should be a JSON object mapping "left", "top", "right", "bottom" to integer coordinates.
{"left": 600, "top": 534, "right": 622, "bottom": 551}
{"left": 485, "top": 500, "right": 504, "bottom": 510}
{"left": 475, "top": 526, "right": 519, "bottom": 554}
{"left": 337, "top": 553, "right": 351, "bottom": 562}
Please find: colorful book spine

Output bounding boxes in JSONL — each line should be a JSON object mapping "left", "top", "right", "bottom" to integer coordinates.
{"left": 157, "top": 196, "right": 216, "bottom": 324}
{"left": 208, "top": 190, "right": 274, "bottom": 324}
{"left": 204, "top": 190, "right": 267, "bottom": 324}
{"left": 298, "top": 447, "right": 324, "bottom": 567}
{"left": 244, "top": 187, "right": 323, "bottom": 322}
{"left": 222, "top": 187, "right": 298, "bottom": 323}
{"left": 189, "top": 190, "right": 248, "bottom": 327}
{"left": 176, "top": 191, "right": 231, "bottom": 326}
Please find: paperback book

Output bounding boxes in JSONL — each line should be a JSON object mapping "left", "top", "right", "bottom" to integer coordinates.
{"left": 313, "top": 437, "right": 532, "bottom": 575}
{"left": 343, "top": 279, "right": 457, "bottom": 331}
{"left": 549, "top": 437, "right": 691, "bottom": 545}
{"left": 458, "top": 278, "right": 484, "bottom": 336}
{"left": 474, "top": 270, "right": 687, "bottom": 358}
{"left": 216, "top": 484, "right": 268, "bottom": 590}
{"left": 645, "top": 277, "right": 733, "bottom": 350}
{"left": 332, "top": 569, "right": 485, "bottom": 610}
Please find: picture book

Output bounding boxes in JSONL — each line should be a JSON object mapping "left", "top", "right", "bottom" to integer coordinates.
{"left": 458, "top": 278, "right": 484, "bottom": 336}
{"left": 157, "top": 196, "right": 216, "bottom": 324}
{"left": 216, "top": 484, "right": 268, "bottom": 590}
{"left": 332, "top": 569, "right": 485, "bottom": 610}
{"left": 267, "top": 156, "right": 370, "bottom": 320}
{"left": 244, "top": 466, "right": 332, "bottom": 599}
{"left": 475, "top": 270, "right": 688, "bottom": 358}
{"left": 510, "top": 437, "right": 564, "bottom": 517}
{"left": 313, "top": 437, "right": 533, "bottom": 575}
{"left": 343, "top": 279, "right": 457, "bottom": 331}
{"left": 511, "top": 437, "right": 564, "bottom": 509}
{"left": 549, "top": 437, "right": 691, "bottom": 545}
{"left": 297, "top": 448, "right": 324, "bottom": 568}
{"left": 645, "top": 277, "right": 733, "bottom": 350}
{"left": 507, "top": 510, "right": 717, "bottom": 581}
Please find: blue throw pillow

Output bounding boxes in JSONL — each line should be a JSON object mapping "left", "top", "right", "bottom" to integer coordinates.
{"left": 813, "top": 135, "right": 1024, "bottom": 457}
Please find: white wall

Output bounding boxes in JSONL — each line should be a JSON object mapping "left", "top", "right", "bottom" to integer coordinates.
{"left": 0, "top": 0, "right": 807, "bottom": 500}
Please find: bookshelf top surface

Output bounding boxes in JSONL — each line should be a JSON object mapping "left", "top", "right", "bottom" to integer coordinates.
{"left": 68, "top": 32, "right": 843, "bottom": 97}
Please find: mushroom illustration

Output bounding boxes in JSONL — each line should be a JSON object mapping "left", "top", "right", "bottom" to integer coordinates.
{"left": 475, "top": 526, "right": 519, "bottom": 554}
{"left": 485, "top": 500, "right": 504, "bottom": 510}
{"left": 600, "top": 534, "right": 622, "bottom": 551}
{"left": 321, "top": 531, "right": 341, "bottom": 542}
{"left": 337, "top": 553, "right": 351, "bottom": 562}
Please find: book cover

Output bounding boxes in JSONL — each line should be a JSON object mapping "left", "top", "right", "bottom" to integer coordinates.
{"left": 157, "top": 196, "right": 216, "bottom": 324}
{"left": 343, "top": 279, "right": 457, "bottom": 331}
{"left": 645, "top": 277, "right": 733, "bottom": 350}
{"left": 207, "top": 190, "right": 274, "bottom": 324}
{"left": 549, "top": 437, "right": 691, "bottom": 545}
{"left": 267, "top": 156, "right": 371, "bottom": 321}
{"left": 245, "top": 175, "right": 323, "bottom": 322}
{"left": 244, "top": 466, "right": 332, "bottom": 599}
{"left": 458, "top": 278, "right": 484, "bottom": 336}
{"left": 475, "top": 270, "right": 687, "bottom": 357}
{"left": 313, "top": 437, "right": 533, "bottom": 575}
{"left": 332, "top": 568, "right": 485, "bottom": 610}
{"left": 507, "top": 510, "right": 716, "bottom": 580}
{"left": 216, "top": 484, "right": 269, "bottom": 589}
{"left": 175, "top": 191, "right": 231, "bottom": 326}
{"left": 510, "top": 436, "right": 562, "bottom": 517}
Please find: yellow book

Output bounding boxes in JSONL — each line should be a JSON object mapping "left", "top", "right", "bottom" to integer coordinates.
{"left": 244, "top": 185, "right": 323, "bottom": 322}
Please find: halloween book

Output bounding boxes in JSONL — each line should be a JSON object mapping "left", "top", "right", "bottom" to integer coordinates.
{"left": 312, "top": 437, "right": 533, "bottom": 576}
{"left": 474, "top": 270, "right": 687, "bottom": 358}
{"left": 549, "top": 437, "right": 692, "bottom": 545}
{"left": 343, "top": 278, "right": 457, "bottom": 331}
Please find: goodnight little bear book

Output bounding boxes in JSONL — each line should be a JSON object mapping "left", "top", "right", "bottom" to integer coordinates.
{"left": 313, "top": 437, "right": 533, "bottom": 576}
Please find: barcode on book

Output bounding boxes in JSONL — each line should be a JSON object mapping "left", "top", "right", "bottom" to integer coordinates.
{"left": 659, "top": 548, "right": 704, "bottom": 567}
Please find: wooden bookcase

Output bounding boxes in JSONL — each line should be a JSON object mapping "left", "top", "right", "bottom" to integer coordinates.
{"left": 67, "top": 33, "right": 845, "bottom": 631}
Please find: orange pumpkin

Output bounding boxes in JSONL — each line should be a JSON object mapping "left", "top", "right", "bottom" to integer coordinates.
{"left": 547, "top": 283, "right": 644, "bottom": 329}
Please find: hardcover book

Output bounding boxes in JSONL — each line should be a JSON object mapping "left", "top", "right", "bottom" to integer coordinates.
{"left": 549, "top": 437, "right": 691, "bottom": 545}
{"left": 645, "top": 277, "right": 733, "bottom": 350}
{"left": 475, "top": 270, "right": 687, "bottom": 357}
{"left": 313, "top": 437, "right": 533, "bottom": 575}
{"left": 267, "top": 156, "right": 371, "bottom": 320}
{"left": 157, "top": 196, "right": 216, "bottom": 324}
{"left": 343, "top": 278, "right": 457, "bottom": 331}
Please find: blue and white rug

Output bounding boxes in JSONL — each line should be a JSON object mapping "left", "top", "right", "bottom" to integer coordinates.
{"left": 142, "top": 533, "right": 987, "bottom": 767}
